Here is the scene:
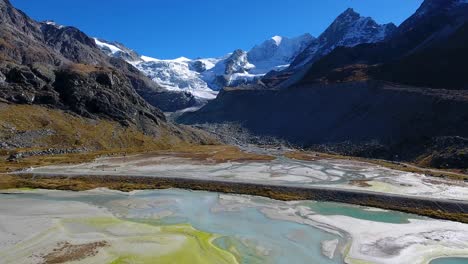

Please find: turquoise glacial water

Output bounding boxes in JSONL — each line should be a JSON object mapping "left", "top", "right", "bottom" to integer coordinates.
{"left": 430, "top": 258, "right": 468, "bottom": 264}
{"left": 134, "top": 190, "right": 341, "bottom": 263}
{"left": 0, "top": 189, "right": 460, "bottom": 264}
{"left": 300, "top": 200, "right": 422, "bottom": 224}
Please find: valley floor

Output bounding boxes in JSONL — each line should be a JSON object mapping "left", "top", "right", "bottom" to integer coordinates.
{"left": 1, "top": 146, "right": 467, "bottom": 263}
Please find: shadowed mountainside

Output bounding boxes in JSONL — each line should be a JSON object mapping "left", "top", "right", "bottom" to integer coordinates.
{"left": 300, "top": 0, "right": 468, "bottom": 89}
{"left": 179, "top": 82, "right": 468, "bottom": 168}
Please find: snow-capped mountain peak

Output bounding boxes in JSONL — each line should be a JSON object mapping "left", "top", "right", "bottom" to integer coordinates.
{"left": 94, "top": 8, "right": 396, "bottom": 104}
{"left": 248, "top": 33, "right": 315, "bottom": 73}
{"left": 338, "top": 8, "right": 360, "bottom": 20}
{"left": 95, "top": 33, "right": 315, "bottom": 96}
{"left": 271, "top": 35, "right": 283, "bottom": 45}
{"left": 289, "top": 8, "right": 396, "bottom": 68}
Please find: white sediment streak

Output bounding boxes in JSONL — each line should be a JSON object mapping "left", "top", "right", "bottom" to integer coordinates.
{"left": 322, "top": 239, "right": 339, "bottom": 259}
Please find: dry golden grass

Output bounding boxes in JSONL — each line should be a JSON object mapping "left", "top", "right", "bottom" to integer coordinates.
{"left": 0, "top": 37, "right": 15, "bottom": 50}
{"left": 0, "top": 104, "right": 174, "bottom": 151}
{"left": 160, "top": 145, "right": 275, "bottom": 163}
{"left": 66, "top": 63, "right": 102, "bottom": 74}
{"left": 0, "top": 104, "right": 175, "bottom": 174}
{"left": 0, "top": 104, "right": 274, "bottom": 174}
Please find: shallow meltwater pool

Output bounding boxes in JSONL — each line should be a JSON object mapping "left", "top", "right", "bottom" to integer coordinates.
{"left": 430, "top": 258, "right": 468, "bottom": 264}
{"left": 0, "top": 188, "right": 467, "bottom": 264}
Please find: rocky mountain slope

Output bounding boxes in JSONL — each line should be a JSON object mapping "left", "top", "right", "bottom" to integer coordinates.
{"left": 300, "top": 0, "right": 468, "bottom": 89}
{"left": 179, "top": 0, "right": 468, "bottom": 168}
{"left": 261, "top": 8, "right": 397, "bottom": 88}
{"left": 0, "top": 0, "right": 211, "bottom": 150}
{"left": 292, "top": 8, "right": 396, "bottom": 69}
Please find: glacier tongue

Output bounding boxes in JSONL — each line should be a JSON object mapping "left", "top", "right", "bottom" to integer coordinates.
{"left": 136, "top": 57, "right": 220, "bottom": 99}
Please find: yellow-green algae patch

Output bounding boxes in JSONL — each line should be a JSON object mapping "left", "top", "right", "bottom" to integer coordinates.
{"left": 214, "top": 236, "right": 269, "bottom": 264}
{"left": 71, "top": 217, "right": 239, "bottom": 264}
{"left": 2, "top": 216, "right": 239, "bottom": 264}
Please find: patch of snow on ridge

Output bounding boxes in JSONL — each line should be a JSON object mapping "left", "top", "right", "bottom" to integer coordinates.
{"left": 94, "top": 38, "right": 122, "bottom": 55}
{"left": 272, "top": 35, "right": 283, "bottom": 45}
{"left": 43, "top": 20, "right": 64, "bottom": 29}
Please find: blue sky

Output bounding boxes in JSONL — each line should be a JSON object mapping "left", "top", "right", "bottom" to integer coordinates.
{"left": 11, "top": 0, "right": 423, "bottom": 59}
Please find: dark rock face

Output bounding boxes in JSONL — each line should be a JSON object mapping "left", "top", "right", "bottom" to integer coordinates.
{"left": 423, "top": 137, "right": 468, "bottom": 169}
{"left": 189, "top": 61, "right": 207, "bottom": 73}
{"left": 224, "top": 49, "right": 249, "bottom": 75}
{"left": 0, "top": 0, "right": 175, "bottom": 134}
{"left": 53, "top": 69, "right": 163, "bottom": 124}
{"left": 134, "top": 87, "right": 200, "bottom": 113}
{"left": 41, "top": 25, "right": 105, "bottom": 64}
